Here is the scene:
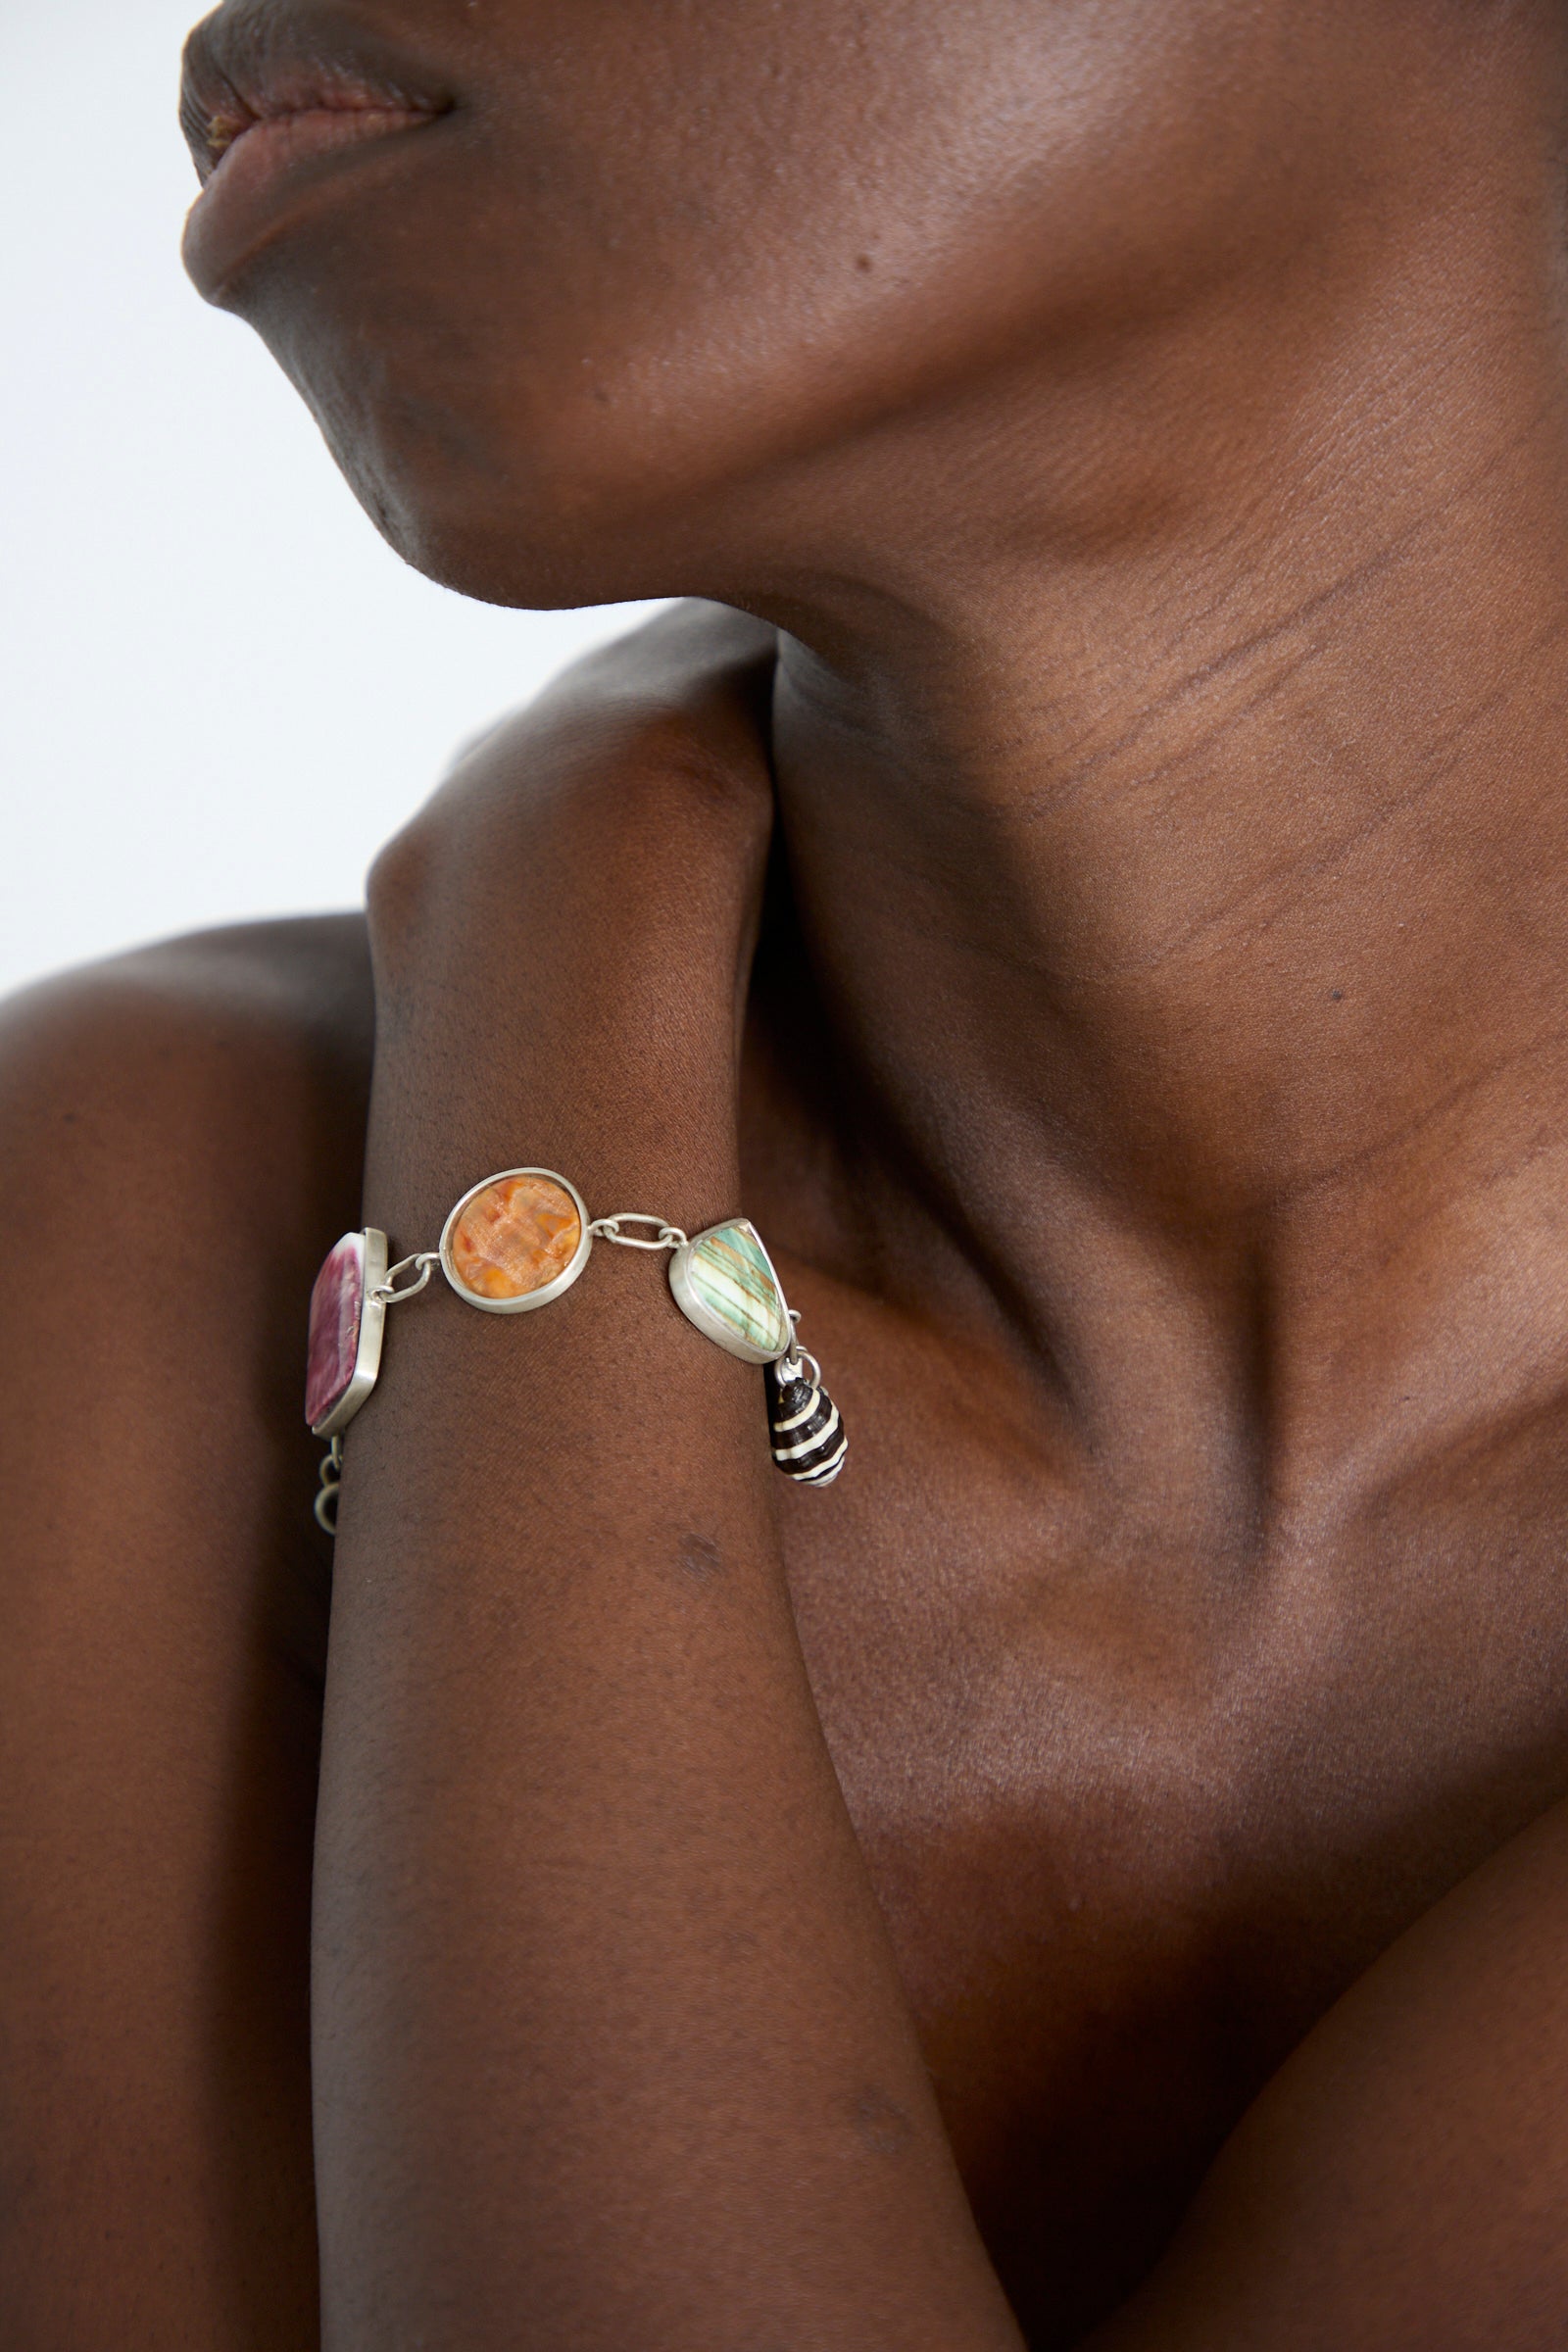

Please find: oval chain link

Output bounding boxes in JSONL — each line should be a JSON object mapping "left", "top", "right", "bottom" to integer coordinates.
{"left": 371, "top": 1251, "right": 439, "bottom": 1305}
{"left": 588, "top": 1214, "right": 688, "bottom": 1252}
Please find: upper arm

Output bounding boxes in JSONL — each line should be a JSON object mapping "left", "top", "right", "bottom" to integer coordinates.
{"left": 0, "top": 917, "right": 371, "bottom": 2348}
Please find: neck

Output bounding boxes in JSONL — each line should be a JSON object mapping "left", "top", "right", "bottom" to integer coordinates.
{"left": 746, "top": 115, "right": 1568, "bottom": 1509}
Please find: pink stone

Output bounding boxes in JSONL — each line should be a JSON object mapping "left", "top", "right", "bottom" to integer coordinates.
{"left": 305, "top": 1232, "right": 366, "bottom": 1431}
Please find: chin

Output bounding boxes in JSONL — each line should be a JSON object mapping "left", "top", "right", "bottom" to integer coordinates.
{"left": 243, "top": 302, "right": 742, "bottom": 613}
{"left": 370, "top": 499, "right": 661, "bottom": 614}
{"left": 267, "top": 365, "right": 662, "bottom": 612}
{"left": 362, "top": 432, "right": 724, "bottom": 612}
{"left": 333, "top": 446, "right": 619, "bottom": 612}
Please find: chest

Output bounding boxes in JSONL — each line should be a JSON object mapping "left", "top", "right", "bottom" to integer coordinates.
{"left": 773, "top": 1312, "right": 1568, "bottom": 2345}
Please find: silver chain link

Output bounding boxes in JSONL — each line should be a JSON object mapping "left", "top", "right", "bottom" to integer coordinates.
{"left": 587, "top": 1214, "right": 688, "bottom": 1252}
{"left": 371, "top": 1251, "right": 440, "bottom": 1305}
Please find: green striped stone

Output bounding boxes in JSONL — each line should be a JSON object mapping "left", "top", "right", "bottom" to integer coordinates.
{"left": 685, "top": 1222, "right": 791, "bottom": 1358}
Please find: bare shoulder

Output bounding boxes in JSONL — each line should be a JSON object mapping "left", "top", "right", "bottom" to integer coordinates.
{"left": 0, "top": 913, "right": 374, "bottom": 1584}
{"left": 0, "top": 911, "right": 373, "bottom": 1255}
{"left": 0, "top": 907, "right": 373, "bottom": 1129}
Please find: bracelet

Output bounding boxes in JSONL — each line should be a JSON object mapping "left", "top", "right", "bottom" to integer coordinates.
{"left": 305, "top": 1166, "right": 847, "bottom": 1533}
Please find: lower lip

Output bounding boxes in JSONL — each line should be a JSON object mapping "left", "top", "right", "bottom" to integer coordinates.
{"left": 183, "top": 108, "right": 439, "bottom": 295}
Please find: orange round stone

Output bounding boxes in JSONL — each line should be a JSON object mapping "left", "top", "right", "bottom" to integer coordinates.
{"left": 446, "top": 1174, "right": 583, "bottom": 1301}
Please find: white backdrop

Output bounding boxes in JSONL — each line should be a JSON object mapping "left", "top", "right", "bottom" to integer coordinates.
{"left": 0, "top": 0, "right": 662, "bottom": 1001}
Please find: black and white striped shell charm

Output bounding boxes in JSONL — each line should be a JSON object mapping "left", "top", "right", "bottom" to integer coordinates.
{"left": 765, "top": 1354, "right": 848, "bottom": 1487}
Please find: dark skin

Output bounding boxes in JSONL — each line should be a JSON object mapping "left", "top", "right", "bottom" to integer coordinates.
{"left": 7, "top": 0, "right": 1568, "bottom": 2341}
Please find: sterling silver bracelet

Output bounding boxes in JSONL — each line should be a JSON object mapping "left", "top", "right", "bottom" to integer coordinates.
{"left": 305, "top": 1167, "right": 847, "bottom": 1534}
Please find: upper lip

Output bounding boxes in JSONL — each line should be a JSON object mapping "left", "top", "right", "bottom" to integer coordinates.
{"left": 179, "top": 3, "right": 453, "bottom": 182}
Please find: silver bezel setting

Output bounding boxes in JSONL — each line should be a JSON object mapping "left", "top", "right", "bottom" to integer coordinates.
{"left": 438, "top": 1167, "right": 593, "bottom": 1316}
{"left": 668, "top": 1219, "right": 793, "bottom": 1366}
{"left": 310, "top": 1228, "right": 389, "bottom": 1440}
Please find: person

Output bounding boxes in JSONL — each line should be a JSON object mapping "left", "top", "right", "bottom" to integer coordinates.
{"left": 5, "top": 0, "right": 1568, "bottom": 2342}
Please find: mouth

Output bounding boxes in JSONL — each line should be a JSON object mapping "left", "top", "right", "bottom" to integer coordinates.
{"left": 179, "top": 4, "right": 454, "bottom": 290}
